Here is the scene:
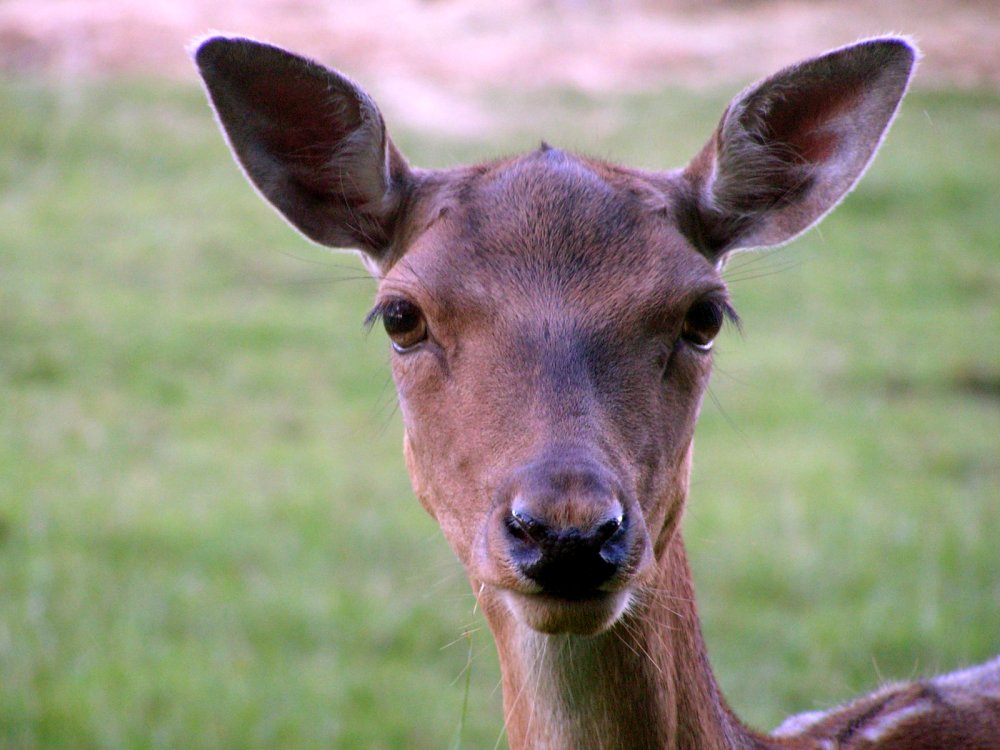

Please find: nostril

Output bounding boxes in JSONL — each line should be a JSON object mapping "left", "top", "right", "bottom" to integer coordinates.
{"left": 597, "top": 512, "right": 628, "bottom": 567}
{"left": 595, "top": 513, "right": 623, "bottom": 544}
{"left": 508, "top": 507, "right": 548, "bottom": 543}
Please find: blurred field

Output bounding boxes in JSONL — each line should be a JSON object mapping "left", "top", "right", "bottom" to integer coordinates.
{"left": 1, "top": 65, "right": 999, "bottom": 750}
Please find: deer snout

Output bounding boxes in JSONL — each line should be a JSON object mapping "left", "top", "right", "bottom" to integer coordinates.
{"left": 499, "top": 456, "right": 633, "bottom": 599}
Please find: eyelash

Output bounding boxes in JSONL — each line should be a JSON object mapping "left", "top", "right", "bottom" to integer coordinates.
{"left": 363, "top": 302, "right": 390, "bottom": 330}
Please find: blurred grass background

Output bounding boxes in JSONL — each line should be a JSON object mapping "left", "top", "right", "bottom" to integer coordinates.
{"left": 1, "top": 69, "right": 998, "bottom": 749}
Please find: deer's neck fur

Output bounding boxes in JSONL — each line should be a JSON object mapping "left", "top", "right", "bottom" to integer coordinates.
{"left": 481, "top": 534, "right": 763, "bottom": 750}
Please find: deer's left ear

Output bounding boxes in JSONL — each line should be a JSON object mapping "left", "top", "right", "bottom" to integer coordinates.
{"left": 679, "top": 37, "right": 918, "bottom": 264}
{"left": 194, "top": 36, "right": 413, "bottom": 266}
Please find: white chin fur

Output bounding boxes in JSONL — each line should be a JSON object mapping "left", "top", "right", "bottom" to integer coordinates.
{"left": 504, "top": 590, "right": 631, "bottom": 636}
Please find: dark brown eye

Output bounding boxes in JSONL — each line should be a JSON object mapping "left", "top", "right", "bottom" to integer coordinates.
{"left": 681, "top": 299, "right": 724, "bottom": 352}
{"left": 382, "top": 299, "right": 428, "bottom": 353}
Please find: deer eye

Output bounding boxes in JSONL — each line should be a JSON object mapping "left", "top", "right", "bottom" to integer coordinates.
{"left": 681, "top": 298, "right": 725, "bottom": 352}
{"left": 381, "top": 299, "right": 428, "bottom": 353}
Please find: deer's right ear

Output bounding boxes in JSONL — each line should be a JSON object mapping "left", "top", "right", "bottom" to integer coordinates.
{"left": 194, "top": 36, "right": 412, "bottom": 267}
{"left": 678, "top": 37, "right": 917, "bottom": 265}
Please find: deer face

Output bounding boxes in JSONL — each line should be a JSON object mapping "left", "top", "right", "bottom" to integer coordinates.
{"left": 195, "top": 35, "right": 915, "bottom": 636}
{"left": 372, "top": 149, "right": 730, "bottom": 633}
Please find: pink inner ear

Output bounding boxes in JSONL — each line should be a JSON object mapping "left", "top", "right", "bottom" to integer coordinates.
{"left": 795, "top": 129, "right": 840, "bottom": 164}
{"left": 243, "top": 72, "right": 360, "bottom": 179}
{"left": 759, "top": 78, "right": 864, "bottom": 165}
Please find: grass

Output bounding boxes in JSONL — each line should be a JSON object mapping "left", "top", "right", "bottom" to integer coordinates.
{"left": 1, "top": 74, "right": 997, "bottom": 748}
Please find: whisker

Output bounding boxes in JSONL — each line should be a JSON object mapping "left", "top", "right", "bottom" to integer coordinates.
{"left": 616, "top": 622, "right": 665, "bottom": 679}
{"left": 704, "top": 383, "right": 753, "bottom": 451}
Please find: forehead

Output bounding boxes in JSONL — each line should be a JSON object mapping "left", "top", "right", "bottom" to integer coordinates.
{"left": 385, "top": 148, "right": 720, "bottom": 319}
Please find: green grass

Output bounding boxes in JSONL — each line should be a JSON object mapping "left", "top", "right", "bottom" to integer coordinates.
{"left": 1, "top": 76, "right": 997, "bottom": 747}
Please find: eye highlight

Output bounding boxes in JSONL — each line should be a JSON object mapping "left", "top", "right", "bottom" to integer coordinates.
{"left": 367, "top": 298, "right": 428, "bottom": 353}
{"left": 680, "top": 297, "right": 739, "bottom": 352}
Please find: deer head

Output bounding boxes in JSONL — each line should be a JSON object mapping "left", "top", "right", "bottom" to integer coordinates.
{"left": 194, "top": 37, "right": 915, "bottom": 642}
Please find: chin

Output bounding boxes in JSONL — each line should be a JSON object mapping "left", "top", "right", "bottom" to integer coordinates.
{"left": 503, "top": 589, "right": 632, "bottom": 636}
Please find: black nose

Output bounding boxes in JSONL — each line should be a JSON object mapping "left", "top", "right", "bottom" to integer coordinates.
{"left": 501, "top": 457, "right": 630, "bottom": 599}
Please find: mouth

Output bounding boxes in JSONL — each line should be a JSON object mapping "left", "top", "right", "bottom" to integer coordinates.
{"left": 502, "top": 589, "right": 632, "bottom": 635}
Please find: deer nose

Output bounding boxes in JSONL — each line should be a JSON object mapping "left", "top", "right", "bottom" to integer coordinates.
{"left": 501, "top": 459, "right": 630, "bottom": 598}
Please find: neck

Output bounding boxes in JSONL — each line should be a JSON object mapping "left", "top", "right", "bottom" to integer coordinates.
{"left": 479, "top": 533, "right": 766, "bottom": 750}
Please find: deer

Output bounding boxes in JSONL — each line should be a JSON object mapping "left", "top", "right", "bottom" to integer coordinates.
{"left": 193, "top": 35, "right": 1000, "bottom": 749}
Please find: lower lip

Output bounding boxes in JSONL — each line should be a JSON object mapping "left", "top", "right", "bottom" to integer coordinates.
{"left": 503, "top": 589, "right": 631, "bottom": 636}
